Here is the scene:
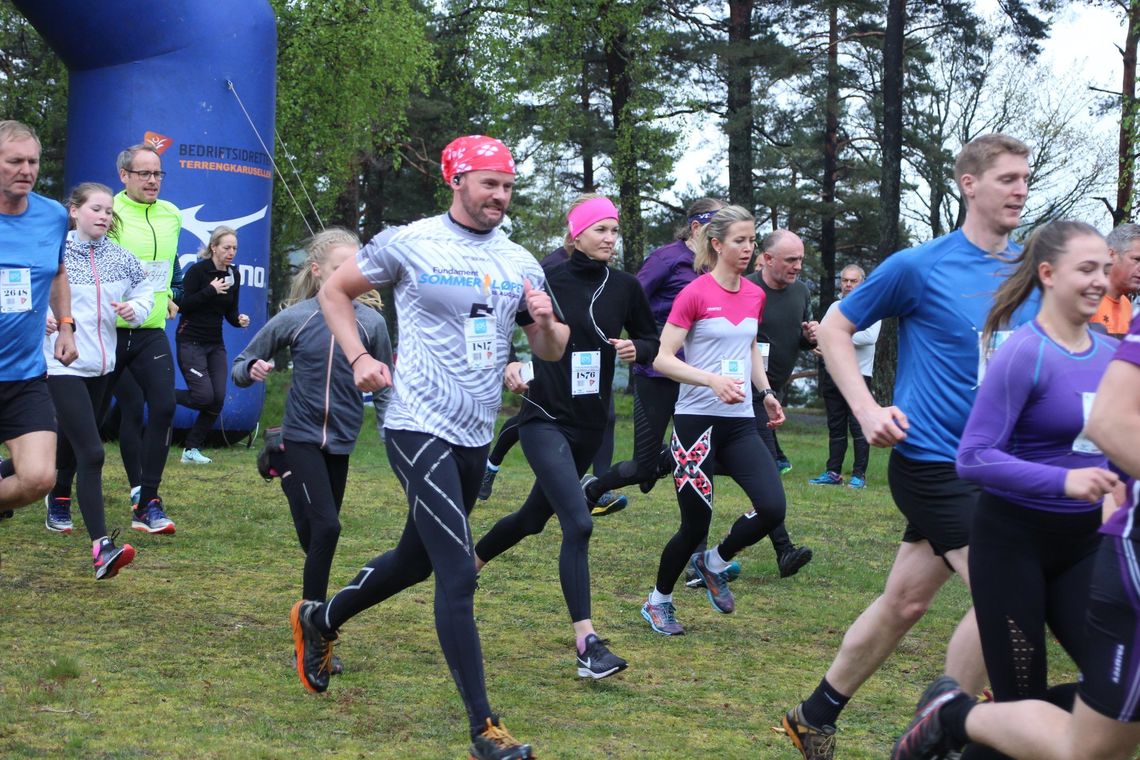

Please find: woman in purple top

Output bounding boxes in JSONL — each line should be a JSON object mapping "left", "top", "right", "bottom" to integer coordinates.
{"left": 890, "top": 228, "right": 1140, "bottom": 760}
{"left": 957, "top": 221, "right": 1118, "bottom": 713}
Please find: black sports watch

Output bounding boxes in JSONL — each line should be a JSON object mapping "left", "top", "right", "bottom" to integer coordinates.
{"left": 759, "top": 388, "right": 777, "bottom": 401}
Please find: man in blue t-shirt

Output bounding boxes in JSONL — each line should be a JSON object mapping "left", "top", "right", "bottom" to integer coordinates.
{"left": 0, "top": 120, "right": 76, "bottom": 515}
{"left": 782, "top": 134, "right": 1034, "bottom": 759}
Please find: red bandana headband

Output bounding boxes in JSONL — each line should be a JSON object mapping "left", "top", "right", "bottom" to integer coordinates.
{"left": 440, "top": 135, "right": 516, "bottom": 184}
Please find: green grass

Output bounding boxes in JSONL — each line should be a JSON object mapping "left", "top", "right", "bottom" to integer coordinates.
{"left": 0, "top": 379, "right": 1077, "bottom": 758}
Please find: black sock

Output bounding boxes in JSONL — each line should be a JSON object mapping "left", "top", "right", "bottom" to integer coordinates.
{"left": 940, "top": 693, "right": 976, "bottom": 748}
{"left": 0, "top": 458, "right": 14, "bottom": 479}
{"left": 801, "top": 677, "right": 850, "bottom": 727}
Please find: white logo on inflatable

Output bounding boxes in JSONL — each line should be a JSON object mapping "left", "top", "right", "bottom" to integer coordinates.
{"left": 178, "top": 203, "right": 269, "bottom": 288}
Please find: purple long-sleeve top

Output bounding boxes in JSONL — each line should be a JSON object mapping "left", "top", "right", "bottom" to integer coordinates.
{"left": 634, "top": 239, "right": 698, "bottom": 379}
{"left": 957, "top": 320, "right": 1118, "bottom": 512}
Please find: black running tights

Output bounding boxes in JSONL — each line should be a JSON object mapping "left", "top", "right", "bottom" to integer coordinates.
{"left": 476, "top": 421, "right": 600, "bottom": 622}
{"left": 281, "top": 439, "right": 349, "bottom": 602}
{"left": 321, "top": 429, "right": 492, "bottom": 736}
{"left": 655, "top": 414, "right": 786, "bottom": 594}
{"left": 49, "top": 374, "right": 113, "bottom": 540}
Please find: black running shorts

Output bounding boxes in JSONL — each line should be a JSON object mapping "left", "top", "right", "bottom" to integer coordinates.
{"left": 1079, "top": 534, "right": 1140, "bottom": 722}
{"left": 0, "top": 376, "right": 56, "bottom": 442}
{"left": 888, "top": 449, "right": 979, "bottom": 557}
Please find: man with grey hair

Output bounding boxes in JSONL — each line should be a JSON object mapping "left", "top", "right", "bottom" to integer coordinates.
{"left": 810, "top": 265, "right": 879, "bottom": 489}
{"left": 1091, "top": 223, "right": 1140, "bottom": 338}
{"left": 0, "top": 120, "right": 77, "bottom": 517}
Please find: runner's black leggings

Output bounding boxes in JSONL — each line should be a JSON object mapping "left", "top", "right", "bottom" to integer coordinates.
{"left": 100, "top": 327, "right": 176, "bottom": 506}
{"left": 969, "top": 493, "right": 1100, "bottom": 702}
{"left": 655, "top": 414, "right": 786, "bottom": 594}
{"left": 49, "top": 374, "right": 113, "bottom": 540}
{"left": 476, "top": 421, "right": 601, "bottom": 622}
{"left": 320, "top": 429, "right": 492, "bottom": 737}
{"left": 280, "top": 439, "right": 349, "bottom": 602}
{"left": 489, "top": 400, "right": 615, "bottom": 476}
{"left": 176, "top": 340, "right": 228, "bottom": 449}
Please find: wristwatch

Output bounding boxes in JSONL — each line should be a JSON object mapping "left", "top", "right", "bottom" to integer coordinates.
{"left": 759, "top": 388, "right": 776, "bottom": 401}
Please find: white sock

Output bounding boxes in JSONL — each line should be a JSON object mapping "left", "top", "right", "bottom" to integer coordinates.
{"left": 130, "top": 485, "right": 141, "bottom": 499}
{"left": 486, "top": 462, "right": 499, "bottom": 472}
{"left": 649, "top": 587, "right": 672, "bottom": 605}
{"left": 705, "top": 546, "right": 731, "bottom": 573}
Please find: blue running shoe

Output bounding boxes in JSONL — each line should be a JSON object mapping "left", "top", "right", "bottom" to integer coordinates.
{"left": 132, "top": 498, "right": 176, "bottom": 534}
{"left": 776, "top": 458, "right": 793, "bottom": 475}
{"left": 690, "top": 551, "right": 735, "bottom": 613}
{"left": 45, "top": 495, "right": 73, "bottom": 534}
{"left": 848, "top": 475, "right": 866, "bottom": 489}
{"left": 582, "top": 474, "right": 628, "bottom": 517}
{"left": 809, "top": 471, "right": 843, "bottom": 486}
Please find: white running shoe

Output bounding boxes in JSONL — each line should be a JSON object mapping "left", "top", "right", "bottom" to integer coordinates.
{"left": 181, "top": 448, "right": 212, "bottom": 464}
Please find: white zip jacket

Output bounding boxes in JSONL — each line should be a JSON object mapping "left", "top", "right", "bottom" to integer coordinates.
{"left": 44, "top": 237, "right": 154, "bottom": 377}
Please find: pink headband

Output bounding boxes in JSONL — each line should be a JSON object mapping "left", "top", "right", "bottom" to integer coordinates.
{"left": 567, "top": 197, "right": 619, "bottom": 238}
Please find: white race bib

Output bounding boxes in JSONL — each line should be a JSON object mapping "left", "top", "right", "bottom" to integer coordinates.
{"left": 720, "top": 358, "right": 747, "bottom": 382}
{"left": 758, "top": 342, "right": 770, "bottom": 372}
{"left": 464, "top": 315, "right": 497, "bottom": 370}
{"left": 976, "top": 330, "right": 1012, "bottom": 385}
{"left": 1072, "top": 392, "right": 1103, "bottom": 455}
{"left": 142, "top": 260, "right": 170, "bottom": 288}
{"left": 0, "top": 268, "right": 31, "bottom": 313}
{"left": 571, "top": 350, "right": 601, "bottom": 396}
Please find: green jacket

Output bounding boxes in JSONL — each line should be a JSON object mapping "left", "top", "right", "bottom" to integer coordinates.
{"left": 111, "top": 191, "right": 183, "bottom": 330}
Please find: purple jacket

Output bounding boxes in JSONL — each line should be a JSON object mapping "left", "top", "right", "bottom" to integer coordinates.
{"left": 634, "top": 239, "right": 698, "bottom": 378}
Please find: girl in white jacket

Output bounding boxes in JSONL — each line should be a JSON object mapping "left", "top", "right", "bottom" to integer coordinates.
{"left": 43, "top": 182, "right": 154, "bottom": 579}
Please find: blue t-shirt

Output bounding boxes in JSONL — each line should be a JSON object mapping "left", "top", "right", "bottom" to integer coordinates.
{"left": 839, "top": 229, "right": 1036, "bottom": 462}
{"left": 0, "top": 192, "right": 67, "bottom": 381}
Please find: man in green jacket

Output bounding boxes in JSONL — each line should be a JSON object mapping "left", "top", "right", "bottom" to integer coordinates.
{"left": 99, "top": 144, "right": 180, "bottom": 535}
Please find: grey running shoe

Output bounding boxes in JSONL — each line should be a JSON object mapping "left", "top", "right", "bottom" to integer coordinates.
{"left": 640, "top": 597, "right": 685, "bottom": 636}
{"left": 783, "top": 703, "right": 837, "bottom": 760}
{"left": 685, "top": 560, "right": 741, "bottom": 588}
{"left": 690, "top": 550, "right": 735, "bottom": 613}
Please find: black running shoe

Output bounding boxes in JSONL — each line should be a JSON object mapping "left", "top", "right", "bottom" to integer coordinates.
{"left": 891, "top": 676, "right": 969, "bottom": 760}
{"left": 0, "top": 509, "right": 13, "bottom": 520}
{"left": 576, "top": 634, "right": 628, "bottom": 680}
{"left": 782, "top": 703, "right": 837, "bottom": 760}
{"left": 257, "top": 427, "right": 285, "bottom": 481}
{"left": 290, "top": 600, "right": 336, "bottom": 693}
{"left": 778, "top": 545, "right": 814, "bottom": 578}
{"left": 478, "top": 466, "right": 498, "bottom": 501}
{"left": 640, "top": 445, "right": 674, "bottom": 494}
{"left": 469, "top": 716, "right": 534, "bottom": 760}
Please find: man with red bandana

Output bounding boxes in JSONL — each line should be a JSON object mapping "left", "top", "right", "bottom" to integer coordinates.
{"left": 289, "top": 135, "right": 566, "bottom": 760}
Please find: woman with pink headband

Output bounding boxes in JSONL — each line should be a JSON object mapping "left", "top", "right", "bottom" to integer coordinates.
{"left": 473, "top": 193, "right": 658, "bottom": 679}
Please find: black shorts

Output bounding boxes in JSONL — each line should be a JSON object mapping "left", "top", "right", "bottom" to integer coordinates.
{"left": 1079, "top": 534, "right": 1140, "bottom": 722}
{"left": 889, "top": 449, "right": 979, "bottom": 557}
{"left": 0, "top": 376, "right": 57, "bottom": 441}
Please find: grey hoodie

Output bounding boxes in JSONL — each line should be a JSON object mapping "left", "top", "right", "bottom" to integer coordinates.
{"left": 232, "top": 298, "right": 392, "bottom": 454}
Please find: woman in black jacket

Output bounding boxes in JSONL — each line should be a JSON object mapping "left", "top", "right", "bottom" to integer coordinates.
{"left": 473, "top": 194, "right": 659, "bottom": 680}
{"left": 175, "top": 225, "right": 249, "bottom": 463}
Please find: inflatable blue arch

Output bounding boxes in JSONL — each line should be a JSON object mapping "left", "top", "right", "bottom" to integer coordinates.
{"left": 13, "top": 0, "right": 276, "bottom": 439}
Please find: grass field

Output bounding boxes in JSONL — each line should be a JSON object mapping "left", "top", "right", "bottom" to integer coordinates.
{"left": 0, "top": 378, "right": 1077, "bottom": 758}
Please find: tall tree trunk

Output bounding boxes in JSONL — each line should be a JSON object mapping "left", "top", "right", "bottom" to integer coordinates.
{"left": 726, "top": 0, "right": 754, "bottom": 208}
{"left": 1117, "top": 0, "right": 1140, "bottom": 224}
{"left": 580, "top": 57, "right": 596, "bottom": 192}
{"left": 877, "top": 0, "right": 905, "bottom": 260}
{"left": 605, "top": 29, "right": 644, "bottom": 272}
{"left": 819, "top": 2, "right": 839, "bottom": 316}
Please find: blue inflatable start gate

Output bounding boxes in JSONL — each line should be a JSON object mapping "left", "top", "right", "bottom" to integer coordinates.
{"left": 13, "top": 0, "right": 277, "bottom": 440}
